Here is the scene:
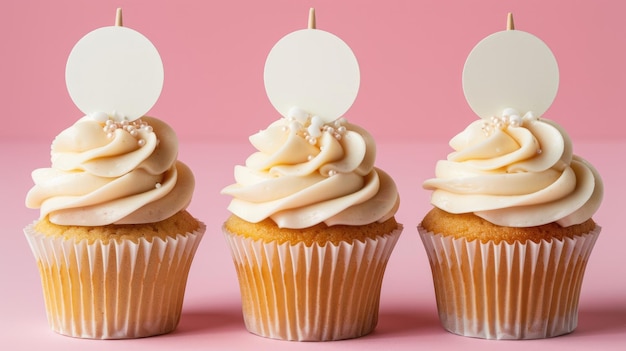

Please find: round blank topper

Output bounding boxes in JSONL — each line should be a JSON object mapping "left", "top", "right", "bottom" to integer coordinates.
{"left": 66, "top": 26, "right": 164, "bottom": 121}
{"left": 462, "top": 30, "right": 559, "bottom": 119}
{"left": 264, "top": 29, "right": 360, "bottom": 123}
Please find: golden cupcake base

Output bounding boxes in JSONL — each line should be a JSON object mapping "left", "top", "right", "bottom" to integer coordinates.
{"left": 224, "top": 225, "right": 402, "bottom": 341}
{"left": 419, "top": 226, "right": 600, "bottom": 339}
{"left": 24, "top": 222, "right": 205, "bottom": 339}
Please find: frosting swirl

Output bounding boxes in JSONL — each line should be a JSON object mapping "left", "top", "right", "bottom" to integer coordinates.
{"left": 423, "top": 109, "right": 603, "bottom": 227}
{"left": 26, "top": 116, "right": 194, "bottom": 226}
{"left": 222, "top": 112, "right": 399, "bottom": 229}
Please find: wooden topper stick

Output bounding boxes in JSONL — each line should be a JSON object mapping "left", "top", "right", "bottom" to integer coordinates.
{"left": 507, "top": 12, "right": 515, "bottom": 30}
{"left": 116, "top": 8, "right": 123, "bottom": 26}
{"left": 308, "top": 8, "right": 316, "bottom": 29}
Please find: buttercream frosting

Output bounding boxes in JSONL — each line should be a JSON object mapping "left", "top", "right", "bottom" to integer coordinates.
{"left": 222, "top": 110, "right": 400, "bottom": 229}
{"left": 423, "top": 109, "right": 603, "bottom": 227}
{"left": 26, "top": 115, "right": 194, "bottom": 226}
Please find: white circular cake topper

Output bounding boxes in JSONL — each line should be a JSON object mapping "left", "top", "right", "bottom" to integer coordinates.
{"left": 462, "top": 29, "right": 559, "bottom": 119}
{"left": 264, "top": 28, "right": 360, "bottom": 123}
{"left": 65, "top": 23, "right": 164, "bottom": 121}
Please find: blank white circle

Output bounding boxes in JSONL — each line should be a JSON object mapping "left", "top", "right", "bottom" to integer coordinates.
{"left": 65, "top": 26, "right": 164, "bottom": 121}
{"left": 264, "top": 29, "right": 360, "bottom": 123}
{"left": 462, "top": 30, "right": 559, "bottom": 119}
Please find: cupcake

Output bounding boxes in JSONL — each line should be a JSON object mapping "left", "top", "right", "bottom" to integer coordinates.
{"left": 24, "top": 116, "right": 205, "bottom": 339}
{"left": 23, "top": 10, "right": 205, "bottom": 339}
{"left": 419, "top": 15, "right": 603, "bottom": 339}
{"left": 419, "top": 109, "right": 603, "bottom": 339}
{"left": 221, "top": 9, "right": 402, "bottom": 341}
{"left": 221, "top": 111, "right": 402, "bottom": 341}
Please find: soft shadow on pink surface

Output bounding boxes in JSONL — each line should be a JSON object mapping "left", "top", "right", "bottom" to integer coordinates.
{"left": 370, "top": 304, "right": 626, "bottom": 340}
{"left": 570, "top": 305, "right": 626, "bottom": 337}
{"left": 169, "top": 306, "right": 245, "bottom": 336}
{"left": 168, "top": 305, "right": 440, "bottom": 339}
{"left": 367, "top": 307, "right": 441, "bottom": 339}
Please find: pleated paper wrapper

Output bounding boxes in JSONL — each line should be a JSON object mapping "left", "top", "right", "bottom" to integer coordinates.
{"left": 224, "top": 225, "right": 402, "bottom": 341}
{"left": 418, "top": 225, "right": 600, "bottom": 340}
{"left": 24, "top": 221, "right": 205, "bottom": 339}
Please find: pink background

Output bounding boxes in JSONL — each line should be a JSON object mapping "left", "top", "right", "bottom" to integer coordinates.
{"left": 2, "top": 1, "right": 625, "bottom": 350}
{"left": 3, "top": 0, "right": 626, "bottom": 142}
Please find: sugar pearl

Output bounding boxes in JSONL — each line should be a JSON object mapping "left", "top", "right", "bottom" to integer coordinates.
{"left": 308, "top": 125, "right": 322, "bottom": 138}
{"left": 311, "top": 116, "right": 324, "bottom": 128}
{"left": 288, "top": 106, "right": 309, "bottom": 123}
{"left": 509, "top": 115, "right": 522, "bottom": 127}
{"left": 91, "top": 111, "right": 109, "bottom": 122}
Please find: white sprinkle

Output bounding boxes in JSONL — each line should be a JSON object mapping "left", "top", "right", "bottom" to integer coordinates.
{"left": 90, "top": 111, "right": 109, "bottom": 122}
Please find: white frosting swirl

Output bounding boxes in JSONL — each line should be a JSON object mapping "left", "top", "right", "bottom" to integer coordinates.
{"left": 222, "top": 112, "right": 400, "bottom": 229}
{"left": 423, "top": 109, "right": 603, "bottom": 227}
{"left": 26, "top": 116, "right": 194, "bottom": 225}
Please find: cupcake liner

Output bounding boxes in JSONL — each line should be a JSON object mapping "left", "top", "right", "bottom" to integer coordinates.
{"left": 24, "top": 221, "right": 205, "bottom": 339}
{"left": 418, "top": 225, "right": 600, "bottom": 340}
{"left": 224, "top": 225, "right": 402, "bottom": 341}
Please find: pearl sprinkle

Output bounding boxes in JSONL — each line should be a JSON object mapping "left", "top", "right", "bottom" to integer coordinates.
{"left": 284, "top": 111, "right": 348, "bottom": 146}
{"left": 102, "top": 118, "right": 153, "bottom": 147}
{"left": 282, "top": 108, "right": 350, "bottom": 177}
{"left": 481, "top": 109, "right": 537, "bottom": 136}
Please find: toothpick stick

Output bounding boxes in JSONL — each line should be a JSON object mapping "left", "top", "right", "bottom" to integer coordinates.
{"left": 116, "top": 8, "right": 123, "bottom": 27}
{"left": 308, "top": 8, "right": 316, "bottom": 29}
{"left": 507, "top": 12, "right": 515, "bottom": 30}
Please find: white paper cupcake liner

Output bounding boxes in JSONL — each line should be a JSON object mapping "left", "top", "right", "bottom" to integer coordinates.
{"left": 24, "top": 221, "right": 205, "bottom": 339}
{"left": 224, "top": 225, "right": 402, "bottom": 341}
{"left": 418, "top": 225, "right": 600, "bottom": 340}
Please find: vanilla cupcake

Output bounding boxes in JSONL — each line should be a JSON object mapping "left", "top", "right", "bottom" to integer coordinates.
{"left": 24, "top": 10, "right": 206, "bottom": 338}
{"left": 222, "top": 112, "right": 402, "bottom": 341}
{"left": 419, "top": 109, "right": 603, "bottom": 339}
{"left": 24, "top": 115, "right": 204, "bottom": 339}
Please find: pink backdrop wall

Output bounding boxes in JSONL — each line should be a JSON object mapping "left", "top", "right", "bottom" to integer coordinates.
{"left": 3, "top": 0, "right": 625, "bottom": 143}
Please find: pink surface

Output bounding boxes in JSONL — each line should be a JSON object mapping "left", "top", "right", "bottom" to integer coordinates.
{"left": 3, "top": 0, "right": 626, "bottom": 349}
{"left": 3, "top": 0, "right": 626, "bottom": 143}
{"left": 2, "top": 140, "right": 625, "bottom": 350}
